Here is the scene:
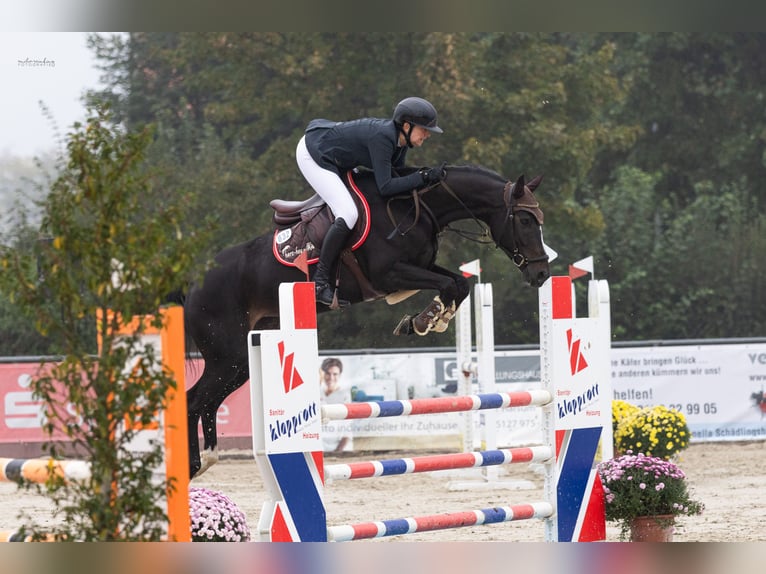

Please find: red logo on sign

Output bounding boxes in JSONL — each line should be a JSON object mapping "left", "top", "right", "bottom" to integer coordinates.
{"left": 566, "top": 328, "right": 588, "bottom": 375}
{"left": 278, "top": 341, "right": 305, "bottom": 393}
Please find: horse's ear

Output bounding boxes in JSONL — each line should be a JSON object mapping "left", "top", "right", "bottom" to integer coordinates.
{"left": 513, "top": 174, "right": 526, "bottom": 198}
{"left": 527, "top": 174, "right": 544, "bottom": 192}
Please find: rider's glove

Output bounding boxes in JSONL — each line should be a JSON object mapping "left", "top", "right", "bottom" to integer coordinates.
{"left": 420, "top": 163, "right": 446, "bottom": 186}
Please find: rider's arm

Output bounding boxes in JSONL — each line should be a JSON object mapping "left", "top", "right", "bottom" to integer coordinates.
{"left": 369, "top": 135, "right": 423, "bottom": 197}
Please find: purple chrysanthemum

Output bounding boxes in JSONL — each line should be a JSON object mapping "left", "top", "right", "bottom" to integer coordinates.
{"left": 189, "top": 487, "right": 250, "bottom": 542}
{"left": 597, "top": 451, "right": 703, "bottom": 533}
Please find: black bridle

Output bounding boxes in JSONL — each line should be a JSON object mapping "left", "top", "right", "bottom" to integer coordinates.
{"left": 497, "top": 180, "right": 549, "bottom": 269}
{"left": 436, "top": 177, "right": 549, "bottom": 270}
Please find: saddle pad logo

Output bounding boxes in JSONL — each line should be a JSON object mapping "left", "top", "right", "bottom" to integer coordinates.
{"left": 566, "top": 328, "right": 588, "bottom": 375}
{"left": 278, "top": 340, "right": 305, "bottom": 394}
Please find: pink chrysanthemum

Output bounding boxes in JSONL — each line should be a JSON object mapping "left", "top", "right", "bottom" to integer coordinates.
{"left": 189, "top": 487, "right": 250, "bottom": 542}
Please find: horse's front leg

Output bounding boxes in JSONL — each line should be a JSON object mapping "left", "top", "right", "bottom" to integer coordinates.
{"left": 429, "top": 265, "right": 470, "bottom": 332}
{"left": 380, "top": 262, "right": 469, "bottom": 336}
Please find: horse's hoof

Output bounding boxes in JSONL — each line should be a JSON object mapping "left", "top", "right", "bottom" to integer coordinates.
{"left": 413, "top": 297, "right": 445, "bottom": 335}
{"left": 393, "top": 314, "right": 414, "bottom": 335}
{"left": 433, "top": 302, "right": 456, "bottom": 333}
{"left": 412, "top": 316, "right": 432, "bottom": 335}
{"left": 192, "top": 446, "right": 220, "bottom": 479}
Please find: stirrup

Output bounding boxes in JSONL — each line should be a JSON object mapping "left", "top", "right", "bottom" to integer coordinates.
{"left": 316, "top": 284, "right": 349, "bottom": 309}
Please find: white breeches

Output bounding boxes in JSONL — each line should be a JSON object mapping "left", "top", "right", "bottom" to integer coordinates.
{"left": 296, "top": 135, "right": 358, "bottom": 227}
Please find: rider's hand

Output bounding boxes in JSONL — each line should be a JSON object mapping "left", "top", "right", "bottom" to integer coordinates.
{"left": 420, "top": 163, "right": 446, "bottom": 186}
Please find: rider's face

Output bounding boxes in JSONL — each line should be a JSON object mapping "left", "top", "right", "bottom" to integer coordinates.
{"left": 406, "top": 124, "right": 432, "bottom": 147}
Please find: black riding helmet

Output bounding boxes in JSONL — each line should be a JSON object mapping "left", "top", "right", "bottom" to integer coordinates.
{"left": 393, "top": 97, "right": 443, "bottom": 147}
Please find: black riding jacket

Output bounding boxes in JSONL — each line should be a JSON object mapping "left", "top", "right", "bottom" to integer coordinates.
{"left": 304, "top": 117, "right": 424, "bottom": 197}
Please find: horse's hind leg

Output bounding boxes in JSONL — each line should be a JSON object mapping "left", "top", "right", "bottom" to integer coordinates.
{"left": 186, "top": 362, "right": 249, "bottom": 479}
{"left": 198, "top": 365, "right": 250, "bottom": 477}
{"left": 186, "top": 382, "right": 204, "bottom": 479}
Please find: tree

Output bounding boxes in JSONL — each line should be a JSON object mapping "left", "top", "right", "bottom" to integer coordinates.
{"left": 0, "top": 102, "right": 206, "bottom": 540}
{"left": 584, "top": 33, "right": 766, "bottom": 339}
{"left": 26, "top": 32, "right": 762, "bottom": 349}
{"left": 611, "top": 33, "right": 766, "bottom": 208}
{"left": 593, "top": 166, "right": 766, "bottom": 339}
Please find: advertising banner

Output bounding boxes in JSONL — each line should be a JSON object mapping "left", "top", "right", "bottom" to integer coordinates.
{"left": 610, "top": 343, "right": 766, "bottom": 441}
{"left": 3, "top": 341, "right": 766, "bottom": 449}
{"left": 255, "top": 330, "right": 321, "bottom": 455}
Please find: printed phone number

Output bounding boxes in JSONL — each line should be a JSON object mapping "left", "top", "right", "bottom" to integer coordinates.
{"left": 496, "top": 419, "right": 539, "bottom": 430}
{"left": 667, "top": 402, "right": 717, "bottom": 415}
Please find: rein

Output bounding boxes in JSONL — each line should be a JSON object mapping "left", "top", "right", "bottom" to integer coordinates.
{"left": 384, "top": 178, "right": 502, "bottom": 245}
{"left": 384, "top": 171, "right": 547, "bottom": 269}
{"left": 385, "top": 189, "right": 422, "bottom": 238}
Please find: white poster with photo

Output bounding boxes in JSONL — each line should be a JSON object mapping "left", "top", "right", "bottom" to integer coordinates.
{"left": 326, "top": 350, "right": 545, "bottom": 447}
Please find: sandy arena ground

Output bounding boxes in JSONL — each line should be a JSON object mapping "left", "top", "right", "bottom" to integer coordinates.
{"left": 1, "top": 441, "right": 764, "bottom": 542}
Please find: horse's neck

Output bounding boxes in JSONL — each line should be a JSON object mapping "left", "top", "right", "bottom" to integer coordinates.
{"left": 430, "top": 170, "right": 504, "bottom": 225}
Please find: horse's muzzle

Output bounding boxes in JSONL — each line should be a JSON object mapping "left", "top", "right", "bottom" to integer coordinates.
{"left": 524, "top": 264, "right": 551, "bottom": 288}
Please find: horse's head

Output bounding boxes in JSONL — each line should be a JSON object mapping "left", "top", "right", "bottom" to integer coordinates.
{"left": 495, "top": 174, "right": 550, "bottom": 288}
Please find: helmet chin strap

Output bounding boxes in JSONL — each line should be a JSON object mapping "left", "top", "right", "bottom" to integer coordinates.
{"left": 400, "top": 122, "right": 415, "bottom": 148}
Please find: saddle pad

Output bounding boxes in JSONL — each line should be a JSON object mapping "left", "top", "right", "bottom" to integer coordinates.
{"left": 272, "top": 171, "right": 372, "bottom": 268}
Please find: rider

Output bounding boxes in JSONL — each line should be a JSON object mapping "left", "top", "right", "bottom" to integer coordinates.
{"left": 296, "top": 96, "right": 444, "bottom": 307}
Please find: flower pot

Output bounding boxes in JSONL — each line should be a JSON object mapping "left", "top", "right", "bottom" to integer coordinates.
{"left": 629, "top": 515, "right": 675, "bottom": 542}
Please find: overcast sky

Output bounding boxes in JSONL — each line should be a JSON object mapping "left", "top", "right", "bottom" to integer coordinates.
{"left": 0, "top": 32, "right": 104, "bottom": 158}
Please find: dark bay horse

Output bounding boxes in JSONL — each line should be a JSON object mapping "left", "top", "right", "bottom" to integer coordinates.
{"left": 183, "top": 164, "right": 550, "bottom": 478}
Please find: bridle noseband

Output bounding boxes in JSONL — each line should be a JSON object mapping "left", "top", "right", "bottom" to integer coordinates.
{"left": 496, "top": 181, "right": 549, "bottom": 269}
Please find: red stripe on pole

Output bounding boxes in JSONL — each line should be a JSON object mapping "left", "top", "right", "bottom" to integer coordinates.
{"left": 510, "top": 504, "right": 537, "bottom": 520}
{"left": 512, "top": 448, "right": 535, "bottom": 462}
{"left": 346, "top": 462, "right": 378, "bottom": 478}
{"left": 551, "top": 276, "right": 573, "bottom": 319}
{"left": 291, "top": 282, "right": 317, "bottom": 330}
{"left": 415, "top": 511, "right": 478, "bottom": 531}
{"left": 413, "top": 453, "right": 477, "bottom": 472}
{"left": 507, "top": 391, "right": 533, "bottom": 406}
{"left": 409, "top": 395, "right": 475, "bottom": 414}
{"left": 343, "top": 403, "right": 374, "bottom": 418}
{"left": 353, "top": 523, "right": 381, "bottom": 539}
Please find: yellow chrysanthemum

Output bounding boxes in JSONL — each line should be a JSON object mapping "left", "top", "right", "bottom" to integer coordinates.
{"left": 612, "top": 401, "right": 691, "bottom": 460}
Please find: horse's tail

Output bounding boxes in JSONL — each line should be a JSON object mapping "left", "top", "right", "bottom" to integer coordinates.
{"left": 163, "top": 289, "right": 186, "bottom": 306}
{"left": 162, "top": 287, "right": 194, "bottom": 352}
{"left": 162, "top": 288, "right": 191, "bottom": 352}
{"left": 163, "top": 288, "right": 204, "bottom": 384}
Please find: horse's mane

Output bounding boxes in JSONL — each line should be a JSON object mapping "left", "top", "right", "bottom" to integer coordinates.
{"left": 356, "top": 163, "right": 507, "bottom": 190}
{"left": 447, "top": 163, "right": 506, "bottom": 182}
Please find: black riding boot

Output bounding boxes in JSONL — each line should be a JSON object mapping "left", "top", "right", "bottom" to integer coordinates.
{"left": 314, "top": 217, "right": 351, "bottom": 307}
